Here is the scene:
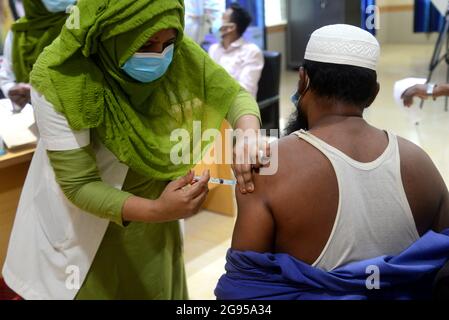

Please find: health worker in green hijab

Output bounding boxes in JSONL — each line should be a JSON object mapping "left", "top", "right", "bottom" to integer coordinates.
{"left": 0, "top": 0, "right": 74, "bottom": 108}
{"left": 2, "top": 0, "right": 262, "bottom": 300}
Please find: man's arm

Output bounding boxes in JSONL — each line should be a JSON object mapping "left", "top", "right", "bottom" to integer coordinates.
{"left": 434, "top": 185, "right": 449, "bottom": 232}
{"left": 398, "top": 137, "right": 449, "bottom": 233}
{"left": 232, "top": 174, "right": 275, "bottom": 252}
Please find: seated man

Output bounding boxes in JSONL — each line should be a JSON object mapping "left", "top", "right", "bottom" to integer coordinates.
{"left": 216, "top": 24, "right": 449, "bottom": 300}
{"left": 208, "top": 3, "right": 264, "bottom": 98}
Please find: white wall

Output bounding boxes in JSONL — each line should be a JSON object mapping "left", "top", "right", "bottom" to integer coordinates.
{"left": 378, "top": 0, "right": 411, "bottom": 5}
{"left": 377, "top": 0, "right": 439, "bottom": 45}
{"left": 265, "top": 0, "right": 442, "bottom": 71}
{"left": 266, "top": 27, "right": 287, "bottom": 70}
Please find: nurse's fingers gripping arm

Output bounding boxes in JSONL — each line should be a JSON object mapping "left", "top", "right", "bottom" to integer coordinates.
{"left": 227, "top": 89, "right": 262, "bottom": 194}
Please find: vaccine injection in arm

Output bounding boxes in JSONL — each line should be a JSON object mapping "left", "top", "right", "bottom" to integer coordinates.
{"left": 194, "top": 176, "right": 237, "bottom": 186}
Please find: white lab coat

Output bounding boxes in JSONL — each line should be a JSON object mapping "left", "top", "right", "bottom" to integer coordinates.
{"left": 0, "top": 31, "right": 16, "bottom": 98}
{"left": 2, "top": 88, "right": 129, "bottom": 300}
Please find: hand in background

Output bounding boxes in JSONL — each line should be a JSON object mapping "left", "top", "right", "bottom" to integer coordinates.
{"left": 8, "top": 83, "right": 32, "bottom": 109}
{"left": 402, "top": 84, "right": 428, "bottom": 107}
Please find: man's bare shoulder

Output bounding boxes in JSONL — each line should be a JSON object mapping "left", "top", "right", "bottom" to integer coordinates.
{"left": 237, "top": 134, "right": 329, "bottom": 222}
{"left": 253, "top": 135, "right": 330, "bottom": 192}
{"left": 397, "top": 136, "right": 441, "bottom": 178}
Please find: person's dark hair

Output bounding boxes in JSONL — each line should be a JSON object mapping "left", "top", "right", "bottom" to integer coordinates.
{"left": 304, "top": 60, "right": 378, "bottom": 108}
{"left": 284, "top": 60, "right": 378, "bottom": 135}
{"left": 229, "top": 3, "right": 252, "bottom": 37}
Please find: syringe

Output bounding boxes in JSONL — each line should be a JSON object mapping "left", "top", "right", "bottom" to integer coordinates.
{"left": 194, "top": 176, "right": 237, "bottom": 186}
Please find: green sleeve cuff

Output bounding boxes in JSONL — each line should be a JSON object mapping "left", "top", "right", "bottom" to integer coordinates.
{"left": 73, "top": 181, "right": 133, "bottom": 227}
{"left": 226, "top": 88, "right": 262, "bottom": 128}
{"left": 47, "top": 146, "right": 133, "bottom": 227}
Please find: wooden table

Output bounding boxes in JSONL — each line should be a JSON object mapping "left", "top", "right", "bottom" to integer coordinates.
{"left": 0, "top": 146, "right": 35, "bottom": 273}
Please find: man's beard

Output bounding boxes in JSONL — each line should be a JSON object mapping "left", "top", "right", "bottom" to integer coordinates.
{"left": 284, "top": 106, "right": 309, "bottom": 136}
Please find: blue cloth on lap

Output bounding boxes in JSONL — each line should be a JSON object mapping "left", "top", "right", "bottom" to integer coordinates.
{"left": 215, "top": 230, "right": 449, "bottom": 300}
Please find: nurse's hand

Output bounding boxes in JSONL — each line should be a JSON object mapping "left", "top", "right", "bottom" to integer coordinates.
{"left": 233, "top": 135, "right": 271, "bottom": 195}
{"left": 154, "top": 170, "right": 210, "bottom": 221}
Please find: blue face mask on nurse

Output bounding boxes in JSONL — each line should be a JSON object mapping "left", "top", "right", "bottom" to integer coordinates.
{"left": 121, "top": 29, "right": 177, "bottom": 83}
{"left": 42, "top": 0, "right": 77, "bottom": 13}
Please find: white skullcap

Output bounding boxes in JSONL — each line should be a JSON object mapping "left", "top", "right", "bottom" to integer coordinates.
{"left": 305, "top": 24, "right": 380, "bottom": 71}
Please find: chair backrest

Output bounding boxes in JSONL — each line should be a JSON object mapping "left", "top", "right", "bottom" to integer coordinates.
{"left": 8, "top": 0, "right": 20, "bottom": 20}
{"left": 257, "top": 51, "right": 281, "bottom": 103}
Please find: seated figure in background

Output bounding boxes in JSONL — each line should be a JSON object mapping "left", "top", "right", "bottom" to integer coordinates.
{"left": 208, "top": 3, "right": 264, "bottom": 98}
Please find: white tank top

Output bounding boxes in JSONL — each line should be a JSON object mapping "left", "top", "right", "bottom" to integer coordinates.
{"left": 292, "top": 130, "right": 420, "bottom": 271}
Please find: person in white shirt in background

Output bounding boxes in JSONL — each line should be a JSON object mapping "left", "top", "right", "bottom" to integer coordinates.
{"left": 208, "top": 3, "right": 264, "bottom": 98}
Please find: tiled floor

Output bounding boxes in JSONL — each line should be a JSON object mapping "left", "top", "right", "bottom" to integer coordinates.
{"left": 184, "top": 43, "right": 449, "bottom": 300}
{"left": 184, "top": 212, "right": 235, "bottom": 300}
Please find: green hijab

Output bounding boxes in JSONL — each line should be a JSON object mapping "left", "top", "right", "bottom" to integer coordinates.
{"left": 30, "top": 0, "right": 241, "bottom": 181}
{"left": 12, "top": 0, "right": 68, "bottom": 83}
